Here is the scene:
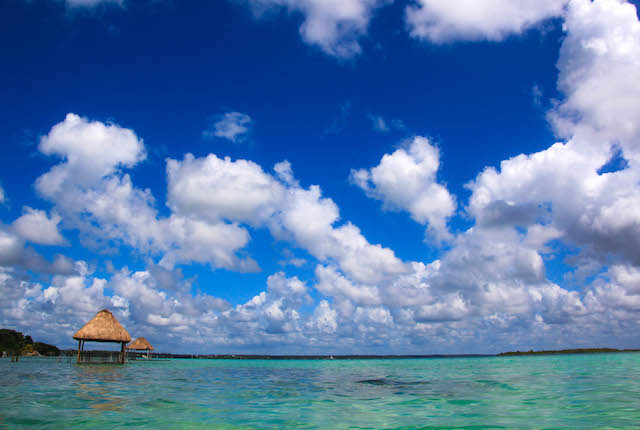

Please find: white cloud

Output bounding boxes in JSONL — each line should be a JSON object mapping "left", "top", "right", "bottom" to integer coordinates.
{"left": 222, "top": 272, "right": 310, "bottom": 336}
{"left": 37, "top": 113, "right": 145, "bottom": 190}
{"left": 351, "top": 136, "right": 456, "bottom": 242}
{"left": 308, "top": 300, "right": 338, "bottom": 333}
{"left": 159, "top": 215, "right": 258, "bottom": 272}
{"left": 266, "top": 271, "right": 312, "bottom": 307}
{"left": 12, "top": 208, "right": 66, "bottom": 246}
{"left": 274, "top": 160, "right": 298, "bottom": 186}
{"left": 0, "top": 185, "right": 5, "bottom": 204}
{"left": 280, "top": 185, "right": 408, "bottom": 284}
{"left": 406, "top": 0, "right": 566, "bottom": 42}
{"left": 36, "top": 114, "right": 257, "bottom": 273}
{"left": 315, "top": 265, "right": 382, "bottom": 306}
{"left": 167, "top": 153, "right": 285, "bottom": 225}
{"left": 466, "top": 0, "right": 640, "bottom": 266}
{"left": 549, "top": 0, "right": 640, "bottom": 153}
{"left": 243, "top": 0, "right": 388, "bottom": 58}
{"left": 204, "top": 112, "right": 253, "bottom": 143}
{"left": 167, "top": 152, "right": 407, "bottom": 284}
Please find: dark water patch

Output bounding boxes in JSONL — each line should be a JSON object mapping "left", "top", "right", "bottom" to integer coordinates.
{"left": 356, "top": 378, "right": 431, "bottom": 386}
{"left": 475, "top": 379, "right": 516, "bottom": 391}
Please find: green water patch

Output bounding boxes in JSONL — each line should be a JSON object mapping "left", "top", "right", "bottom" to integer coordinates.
{"left": 2, "top": 355, "right": 640, "bottom": 429}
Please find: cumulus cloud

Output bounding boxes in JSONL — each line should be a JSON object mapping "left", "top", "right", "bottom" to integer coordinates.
{"left": 406, "top": 0, "right": 567, "bottom": 43}
{"left": 36, "top": 114, "right": 258, "bottom": 273}
{"left": 37, "top": 113, "right": 145, "bottom": 190}
{"left": 12, "top": 208, "right": 66, "bottom": 246}
{"left": 168, "top": 152, "right": 407, "bottom": 284}
{"left": 308, "top": 300, "right": 338, "bottom": 333}
{"left": 279, "top": 185, "right": 408, "bottom": 284}
{"left": 242, "top": 0, "right": 388, "bottom": 58}
{"left": 549, "top": 0, "right": 640, "bottom": 151}
{"left": 351, "top": 137, "right": 456, "bottom": 242}
{"left": 167, "top": 154, "right": 285, "bottom": 225}
{"left": 221, "top": 272, "right": 311, "bottom": 337}
{"left": 467, "top": 0, "right": 640, "bottom": 266}
{"left": 203, "top": 112, "right": 253, "bottom": 143}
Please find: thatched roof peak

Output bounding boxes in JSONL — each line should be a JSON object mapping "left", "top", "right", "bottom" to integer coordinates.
{"left": 73, "top": 309, "right": 131, "bottom": 343}
{"left": 127, "top": 337, "right": 154, "bottom": 351}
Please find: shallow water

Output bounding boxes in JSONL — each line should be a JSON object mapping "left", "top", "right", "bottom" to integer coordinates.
{"left": 1, "top": 353, "right": 640, "bottom": 429}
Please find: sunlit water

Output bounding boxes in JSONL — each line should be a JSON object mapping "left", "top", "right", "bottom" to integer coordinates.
{"left": 1, "top": 354, "right": 640, "bottom": 429}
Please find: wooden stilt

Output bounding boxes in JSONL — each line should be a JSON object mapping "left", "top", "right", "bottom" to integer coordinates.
{"left": 77, "top": 340, "right": 82, "bottom": 363}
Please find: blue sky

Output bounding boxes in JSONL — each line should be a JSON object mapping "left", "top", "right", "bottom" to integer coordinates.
{"left": 2, "top": 0, "right": 640, "bottom": 354}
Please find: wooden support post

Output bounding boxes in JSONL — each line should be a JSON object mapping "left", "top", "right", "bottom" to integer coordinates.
{"left": 121, "top": 342, "right": 125, "bottom": 364}
{"left": 77, "top": 340, "right": 82, "bottom": 363}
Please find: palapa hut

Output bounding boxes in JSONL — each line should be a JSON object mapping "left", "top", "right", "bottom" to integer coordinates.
{"left": 126, "top": 337, "right": 154, "bottom": 359}
{"left": 73, "top": 309, "right": 131, "bottom": 364}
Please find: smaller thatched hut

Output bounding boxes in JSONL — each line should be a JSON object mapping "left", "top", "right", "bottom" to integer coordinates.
{"left": 73, "top": 309, "right": 131, "bottom": 364}
{"left": 127, "top": 337, "right": 154, "bottom": 359}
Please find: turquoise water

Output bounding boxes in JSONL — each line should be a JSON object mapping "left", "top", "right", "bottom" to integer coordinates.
{"left": 1, "top": 354, "right": 640, "bottom": 429}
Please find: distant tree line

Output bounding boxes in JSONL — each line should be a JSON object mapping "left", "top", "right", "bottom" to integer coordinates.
{"left": 498, "top": 348, "right": 640, "bottom": 356}
{"left": 0, "top": 329, "right": 60, "bottom": 356}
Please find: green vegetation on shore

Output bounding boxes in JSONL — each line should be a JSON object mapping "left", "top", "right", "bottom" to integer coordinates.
{"left": 0, "top": 329, "right": 60, "bottom": 356}
{"left": 499, "top": 348, "right": 640, "bottom": 356}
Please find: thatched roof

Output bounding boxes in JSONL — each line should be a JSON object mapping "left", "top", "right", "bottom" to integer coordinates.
{"left": 127, "top": 337, "right": 154, "bottom": 351}
{"left": 73, "top": 309, "right": 131, "bottom": 343}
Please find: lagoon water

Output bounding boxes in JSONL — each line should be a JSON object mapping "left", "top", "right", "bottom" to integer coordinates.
{"left": 1, "top": 353, "right": 640, "bottom": 429}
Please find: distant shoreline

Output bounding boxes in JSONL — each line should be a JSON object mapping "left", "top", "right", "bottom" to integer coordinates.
{"left": 148, "top": 349, "right": 640, "bottom": 359}
{"left": 497, "top": 348, "right": 640, "bottom": 356}
{"left": 55, "top": 349, "right": 639, "bottom": 360}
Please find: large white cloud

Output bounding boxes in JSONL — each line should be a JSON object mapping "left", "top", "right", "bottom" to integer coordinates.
{"left": 351, "top": 136, "right": 456, "bottom": 242}
{"left": 406, "top": 0, "right": 567, "bottom": 42}
{"left": 36, "top": 114, "right": 258, "bottom": 273}
{"left": 243, "top": 0, "right": 388, "bottom": 57}
{"left": 168, "top": 153, "right": 408, "bottom": 284}
{"left": 549, "top": 0, "right": 640, "bottom": 153}
{"left": 167, "top": 154, "right": 285, "bottom": 226}
{"left": 37, "top": 113, "right": 145, "bottom": 191}
{"left": 467, "top": 0, "right": 640, "bottom": 266}
{"left": 12, "top": 208, "right": 66, "bottom": 246}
